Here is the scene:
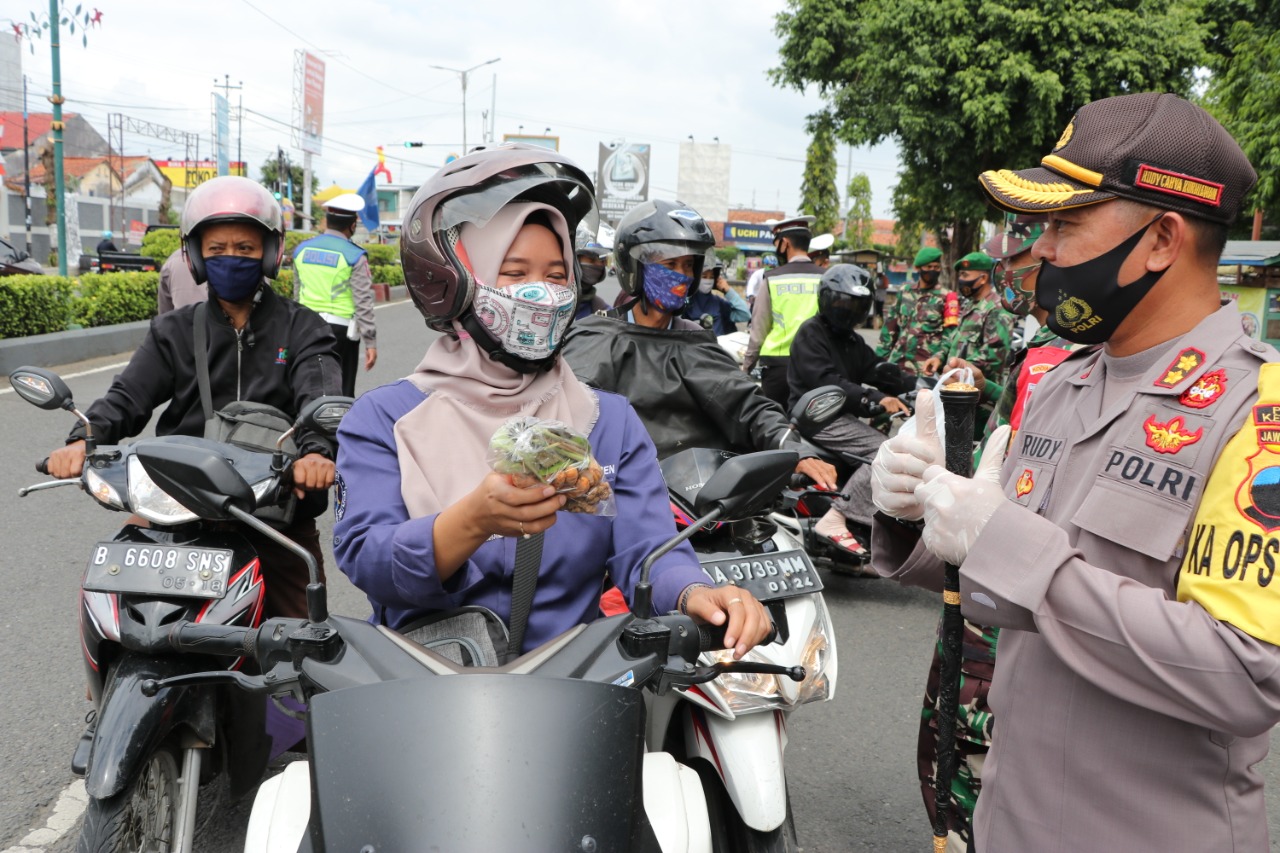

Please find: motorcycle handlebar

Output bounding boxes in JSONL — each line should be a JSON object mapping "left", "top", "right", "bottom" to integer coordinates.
{"left": 36, "top": 458, "right": 49, "bottom": 475}
{"left": 696, "top": 620, "right": 778, "bottom": 653}
{"left": 168, "top": 622, "right": 258, "bottom": 659}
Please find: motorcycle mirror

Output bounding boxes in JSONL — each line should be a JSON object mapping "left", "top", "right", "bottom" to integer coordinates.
{"left": 693, "top": 449, "right": 799, "bottom": 519}
{"left": 135, "top": 442, "right": 256, "bottom": 522}
{"left": 9, "top": 366, "right": 75, "bottom": 411}
{"left": 295, "top": 396, "right": 355, "bottom": 436}
{"left": 790, "top": 385, "right": 846, "bottom": 433}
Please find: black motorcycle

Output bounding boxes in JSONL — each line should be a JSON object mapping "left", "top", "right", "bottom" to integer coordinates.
{"left": 10, "top": 364, "right": 352, "bottom": 853}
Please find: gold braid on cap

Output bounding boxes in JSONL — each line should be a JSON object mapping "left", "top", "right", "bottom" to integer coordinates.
{"left": 983, "top": 170, "right": 1096, "bottom": 205}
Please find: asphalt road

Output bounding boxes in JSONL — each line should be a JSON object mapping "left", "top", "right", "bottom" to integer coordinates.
{"left": 2, "top": 287, "right": 1279, "bottom": 851}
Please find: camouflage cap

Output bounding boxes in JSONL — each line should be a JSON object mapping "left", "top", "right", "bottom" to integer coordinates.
{"left": 979, "top": 92, "right": 1256, "bottom": 226}
{"left": 982, "top": 213, "right": 1047, "bottom": 260}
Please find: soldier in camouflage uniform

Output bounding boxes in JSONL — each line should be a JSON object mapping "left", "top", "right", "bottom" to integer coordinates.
{"left": 877, "top": 247, "right": 950, "bottom": 375}
{"left": 922, "top": 252, "right": 1014, "bottom": 435}
{"left": 917, "top": 216, "right": 1078, "bottom": 852}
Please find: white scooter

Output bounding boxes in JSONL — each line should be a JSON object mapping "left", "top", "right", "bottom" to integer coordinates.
{"left": 131, "top": 444, "right": 828, "bottom": 852}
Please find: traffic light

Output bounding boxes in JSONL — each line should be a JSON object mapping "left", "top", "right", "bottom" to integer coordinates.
{"left": 403, "top": 141, "right": 424, "bottom": 148}
{"left": 273, "top": 191, "right": 283, "bottom": 200}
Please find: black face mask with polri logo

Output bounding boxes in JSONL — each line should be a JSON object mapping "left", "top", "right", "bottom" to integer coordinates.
{"left": 1035, "top": 215, "right": 1166, "bottom": 345}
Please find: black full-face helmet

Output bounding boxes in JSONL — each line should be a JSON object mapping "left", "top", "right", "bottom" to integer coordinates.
{"left": 818, "top": 264, "right": 875, "bottom": 334}
{"left": 614, "top": 199, "right": 715, "bottom": 296}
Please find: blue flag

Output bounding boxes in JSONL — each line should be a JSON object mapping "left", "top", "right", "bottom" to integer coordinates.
{"left": 356, "top": 168, "right": 380, "bottom": 232}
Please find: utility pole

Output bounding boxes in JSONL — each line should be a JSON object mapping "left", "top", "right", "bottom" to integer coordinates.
{"left": 842, "top": 144, "right": 853, "bottom": 245}
{"left": 430, "top": 58, "right": 500, "bottom": 154}
{"left": 22, "top": 75, "right": 32, "bottom": 257}
{"left": 214, "top": 75, "right": 243, "bottom": 175}
{"left": 48, "top": 0, "right": 68, "bottom": 275}
{"left": 489, "top": 73, "right": 497, "bottom": 143}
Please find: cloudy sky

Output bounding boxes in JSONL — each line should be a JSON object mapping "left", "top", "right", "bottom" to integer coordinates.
{"left": 4, "top": 0, "right": 901, "bottom": 219}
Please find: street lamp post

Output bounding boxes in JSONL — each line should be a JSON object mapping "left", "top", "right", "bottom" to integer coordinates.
{"left": 429, "top": 57, "right": 500, "bottom": 154}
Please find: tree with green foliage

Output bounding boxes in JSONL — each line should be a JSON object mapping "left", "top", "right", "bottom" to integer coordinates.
{"left": 1201, "top": 0, "right": 1280, "bottom": 236}
{"left": 844, "top": 171, "right": 874, "bottom": 248}
{"left": 258, "top": 155, "right": 312, "bottom": 211}
{"left": 799, "top": 112, "right": 840, "bottom": 234}
{"left": 772, "top": 0, "right": 1211, "bottom": 265}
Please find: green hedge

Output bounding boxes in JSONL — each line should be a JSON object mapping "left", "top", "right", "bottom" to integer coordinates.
{"left": 0, "top": 275, "right": 75, "bottom": 338}
{"left": 371, "top": 264, "right": 404, "bottom": 286}
{"left": 270, "top": 270, "right": 295, "bottom": 300}
{"left": 73, "top": 272, "right": 159, "bottom": 328}
{"left": 363, "top": 243, "right": 398, "bottom": 266}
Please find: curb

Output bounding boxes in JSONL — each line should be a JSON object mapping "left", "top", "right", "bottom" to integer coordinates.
{"left": 0, "top": 285, "right": 411, "bottom": 376}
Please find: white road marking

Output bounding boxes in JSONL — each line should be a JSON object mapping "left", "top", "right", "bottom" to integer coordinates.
{"left": 2, "top": 779, "right": 87, "bottom": 852}
{"left": 0, "top": 298, "right": 411, "bottom": 395}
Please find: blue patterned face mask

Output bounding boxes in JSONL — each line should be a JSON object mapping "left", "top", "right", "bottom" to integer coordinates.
{"left": 641, "top": 263, "right": 692, "bottom": 312}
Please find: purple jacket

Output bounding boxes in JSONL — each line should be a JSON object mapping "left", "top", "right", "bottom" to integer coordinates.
{"left": 333, "top": 380, "right": 708, "bottom": 650}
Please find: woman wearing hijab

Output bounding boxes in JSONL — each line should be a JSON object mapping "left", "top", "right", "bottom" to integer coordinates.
{"left": 333, "top": 145, "right": 770, "bottom": 658}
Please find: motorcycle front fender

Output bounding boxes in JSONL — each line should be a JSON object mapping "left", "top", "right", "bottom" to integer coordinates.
{"left": 86, "top": 654, "right": 212, "bottom": 800}
{"left": 684, "top": 709, "right": 788, "bottom": 832}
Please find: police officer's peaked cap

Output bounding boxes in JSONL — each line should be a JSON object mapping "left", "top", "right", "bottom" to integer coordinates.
{"left": 323, "top": 193, "right": 366, "bottom": 214}
{"left": 766, "top": 215, "right": 816, "bottom": 240}
{"left": 979, "top": 92, "right": 1256, "bottom": 226}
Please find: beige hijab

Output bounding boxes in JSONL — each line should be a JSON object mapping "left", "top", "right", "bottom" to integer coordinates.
{"left": 397, "top": 202, "right": 598, "bottom": 517}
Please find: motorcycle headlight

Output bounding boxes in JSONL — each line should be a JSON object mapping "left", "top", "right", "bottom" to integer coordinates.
{"left": 701, "top": 594, "right": 837, "bottom": 714}
{"left": 84, "top": 467, "right": 125, "bottom": 510}
{"left": 127, "top": 455, "right": 198, "bottom": 524}
{"left": 127, "top": 456, "right": 275, "bottom": 525}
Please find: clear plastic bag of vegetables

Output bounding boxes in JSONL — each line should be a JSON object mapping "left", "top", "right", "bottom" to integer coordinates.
{"left": 487, "top": 416, "right": 616, "bottom": 516}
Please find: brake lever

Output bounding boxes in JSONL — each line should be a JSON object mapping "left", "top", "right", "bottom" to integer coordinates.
{"left": 19, "top": 479, "right": 81, "bottom": 497}
{"left": 140, "top": 662, "right": 300, "bottom": 697}
{"left": 658, "top": 660, "right": 806, "bottom": 694}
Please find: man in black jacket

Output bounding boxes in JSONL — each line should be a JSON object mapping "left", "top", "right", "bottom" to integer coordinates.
{"left": 562, "top": 200, "right": 836, "bottom": 489}
{"left": 47, "top": 177, "right": 342, "bottom": 619}
{"left": 789, "top": 264, "right": 909, "bottom": 557}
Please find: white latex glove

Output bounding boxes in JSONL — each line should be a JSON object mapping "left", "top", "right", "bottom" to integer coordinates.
{"left": 916, "top": 425, "right": 1012, "bottom": 564}
{"left": 870, "top": 388, "right": 942, "bottom": 521}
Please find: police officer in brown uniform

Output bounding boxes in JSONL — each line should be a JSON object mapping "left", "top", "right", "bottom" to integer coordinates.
{"left": 869, "top": 92, "right": 1280, "bottom": 852}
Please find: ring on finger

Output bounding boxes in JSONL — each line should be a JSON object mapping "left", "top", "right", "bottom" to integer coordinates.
{"left": 519, "top": 521, "right": 530, "bottom": 539}
{"left": 728, "top": 598, "right": 742, "bottom": 605}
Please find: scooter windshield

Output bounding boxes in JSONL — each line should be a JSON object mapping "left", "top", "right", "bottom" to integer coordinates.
{"left": 306, "top": 675, "right": 655, "bottom": 851}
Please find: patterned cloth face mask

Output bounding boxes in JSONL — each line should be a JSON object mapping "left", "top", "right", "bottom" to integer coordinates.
{"left": 472, "top": 281, "right": 577, "bottom": 361}
{"left": 997, "top": 260, "right": 1042, "bottom": 317}
{"left": 641, "top": 262, "right": 693, "bottom": 312}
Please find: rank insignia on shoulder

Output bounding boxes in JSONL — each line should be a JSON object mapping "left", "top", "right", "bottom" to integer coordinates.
{"left": 1154, "top": 347, "right": 1206, "bottom": 388}
{"left": 1015, "top": 468, "right": 1035, "bottom": 497}
{"left": 1180, "top": 369, "right": 1227, "bottom": 409}
{"left": 1144, "top": 414, "right": 1203, "bottom": 454}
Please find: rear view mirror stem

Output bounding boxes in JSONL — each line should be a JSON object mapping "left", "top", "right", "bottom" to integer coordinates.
{"left": 632, "top": 505, "right": 724, "bottom": 618}
{"left": 226, "top": 504, "right": 327, "bottom": 623}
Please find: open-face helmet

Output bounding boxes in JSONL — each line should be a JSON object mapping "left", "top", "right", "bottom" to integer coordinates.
{"left": 180, "top": 176, "right": 285, "bottom": 284}
{"left": 401, "top": 143, "right": 597, "bottom": 328}
{"left": 614, "top": 199, "right": 715, "bottom": 297}
{"left": 818, "top": 263, "right": 875, "bottom": 333}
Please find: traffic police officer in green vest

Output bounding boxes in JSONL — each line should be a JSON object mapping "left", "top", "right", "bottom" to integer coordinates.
{"left": 294, "top": 193, "right": 378, "bottom": 395}
{"left": 742, "top": 215, "right": 824, "bottom": 409}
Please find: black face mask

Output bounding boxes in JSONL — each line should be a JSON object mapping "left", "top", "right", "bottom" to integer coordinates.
{"left": 957, "top": 275, "right": 985, "bottom": 298}
{"left": 579, "top": 264, "right": 606, "bottom": 288}
{"left": 918, "top": 269, "right": 940, "bottom": 288}
{"left": 774, "top": 241, "right": 789, "bottom": 264}
{"left": 1036, "top": 214, "right": 1166, "bottom": 345}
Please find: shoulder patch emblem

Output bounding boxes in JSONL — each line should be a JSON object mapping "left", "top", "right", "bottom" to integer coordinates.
{"left": 1154, "top": 347, "right": 1206, "bottom": 388}
{"left": 1143, "top": 414, "right": 1203, "bottom": 454}
{"left": 1015, "top": 469, "right": 1035, "bottom": 497}
{"left": 1180, "top": 369, "right": 1227, "bottom": 409}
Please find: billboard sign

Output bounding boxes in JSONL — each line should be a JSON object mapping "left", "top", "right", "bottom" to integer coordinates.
{"left": 723, "top": 222, "right": 775, "bottom": 246}
{"left": 213, "top": 93, "right": 231, "bottom": 177}
{"left": 301, "top": 51, "right": 326, "bottom": 155}
{"left": 155, "top": 160, "right": 247, "bottom": 189}
{"left": 677, "top": 142, "right": 731, "bottom": 221}
{"left": 597, "top": 142, "right": 650, "bottom": 226}
{"left": 502, "top": 134, "right": 560, "bottom": 151}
